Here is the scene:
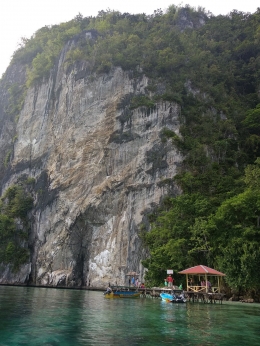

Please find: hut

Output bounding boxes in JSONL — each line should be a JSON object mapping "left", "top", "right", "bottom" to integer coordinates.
{"left": 126, "top": 271, "right": 140, "bottom": 287}
{"left": 179, "top": 265, "right": 225, "bottom": 293}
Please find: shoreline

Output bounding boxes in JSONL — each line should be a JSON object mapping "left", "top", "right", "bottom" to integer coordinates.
{"left": 0, "top": 283, "right": 259, "bottom": 304}
{"left": 0, "top": 282, "right": 103, "bottom": 291}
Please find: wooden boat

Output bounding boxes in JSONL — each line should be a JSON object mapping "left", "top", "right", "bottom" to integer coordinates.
{"left": 160, "top": 292, "right": 186, "bottom": 303}
{"left": 104, "top": 288, "right": 141, "bottom": 299}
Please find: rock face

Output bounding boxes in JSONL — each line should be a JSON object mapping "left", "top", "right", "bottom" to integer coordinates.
{"left": 0, "top": 38, "right": 182, "bottom": 287}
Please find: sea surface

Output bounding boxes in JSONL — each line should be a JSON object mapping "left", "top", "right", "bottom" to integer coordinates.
{"left": 0, "top": 285, "right": 259, "bottom": 345}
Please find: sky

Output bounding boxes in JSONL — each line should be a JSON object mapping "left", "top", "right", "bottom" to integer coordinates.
{"left": 0, "top": 0, "right": 259, "bottom": 77}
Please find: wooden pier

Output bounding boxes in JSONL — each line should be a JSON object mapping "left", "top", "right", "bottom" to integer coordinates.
{"left": 111, "top": 286, "right": 225, "bottom": 303}
{"left": 185, "top": 291, "right": 225, "bottom": 304}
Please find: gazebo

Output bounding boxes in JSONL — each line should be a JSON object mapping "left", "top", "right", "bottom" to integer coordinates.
{"left": 179, "top": 265, "right": 225, "bottom": 293}
{"left": 126, "top": 271, "right": 140, "bottom": 287}
{"left": 126, "top": 271, "right": 139, "bottom": 276}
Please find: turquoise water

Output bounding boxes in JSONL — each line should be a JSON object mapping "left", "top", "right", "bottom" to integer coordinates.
{"left": 0, "top": 286, "right": 260, "bottom": 345}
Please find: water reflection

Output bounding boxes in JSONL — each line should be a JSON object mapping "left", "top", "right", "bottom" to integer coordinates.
{"left": 0, "top": 286, "right": 260, "bottom": 346}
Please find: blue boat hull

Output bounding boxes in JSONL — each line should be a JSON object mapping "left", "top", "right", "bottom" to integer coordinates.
{"left": 160, "top": 293, "right": 186, "bottom": 303}
{"left": 160, "top": 293, "right": 174, "bottom": 302}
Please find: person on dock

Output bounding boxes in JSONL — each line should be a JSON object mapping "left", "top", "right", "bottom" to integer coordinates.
{"left": 135, "top": 278, "right": 139, "bottom": 287}
{"left": 131, "top": 276, "right": 135, "bottom": 286}
{"left": 167, "top": 274, "right": 174, "bottom": 287}
{"left": 104, "top": 286, "right": 112, "bottom": 295}
{"left": 187, "top": 277, "right": 194, "bottom": 291}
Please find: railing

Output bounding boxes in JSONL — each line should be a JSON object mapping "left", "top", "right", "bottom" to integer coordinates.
{"left": 187, "top": 285, "right": 219, "bottom": 293}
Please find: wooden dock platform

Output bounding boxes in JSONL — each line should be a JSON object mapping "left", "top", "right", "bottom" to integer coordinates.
{"left": 109, "top": 286, "right": 225, "bottom": 303}
{"left": 185, "top": 291, "right": 225, "bottom": 304}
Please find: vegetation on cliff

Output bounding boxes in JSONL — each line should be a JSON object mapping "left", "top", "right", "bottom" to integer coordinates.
{"left": 5, "top": 5, "right": 260, "bottom": 292}
{"left": 0, "top": 182, "right": 34, "bottom": 271}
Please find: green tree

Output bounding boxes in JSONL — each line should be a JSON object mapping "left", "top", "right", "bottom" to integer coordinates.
{"left": 0, "top": 184, "right": 34, "bottom": 270}
{"left": 199, "top": 159, "right": 260, "bottom": 290}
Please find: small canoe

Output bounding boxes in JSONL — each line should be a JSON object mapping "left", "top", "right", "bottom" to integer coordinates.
{"left": 104, "top": 291, "right": 141, "bottom": 299}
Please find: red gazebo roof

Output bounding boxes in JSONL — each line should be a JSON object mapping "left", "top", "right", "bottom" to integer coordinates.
{"left": 178, "top": 265, "right": 225, "bottom": 276}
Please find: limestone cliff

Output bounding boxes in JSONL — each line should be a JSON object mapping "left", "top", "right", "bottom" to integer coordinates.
{"left": 0, "top": 35, "right": 182, "bottom": 287}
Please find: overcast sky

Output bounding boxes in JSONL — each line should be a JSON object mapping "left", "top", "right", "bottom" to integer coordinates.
{"left": 0, "top": 0, "right": 258, "bottom": 77}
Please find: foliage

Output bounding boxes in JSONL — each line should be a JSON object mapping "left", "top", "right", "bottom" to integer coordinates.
{"left": 130, "top": 95, "right": 155, "bottom": 110}
{"left": 1, "top": 185, "right": 33, "bottom": 219}
{"left": 0, "top": 184, "right": 34, "bottom": 270}
{"left": 141, "top": 194, "right": 212, "bottom": 286}
{"left": 208, "top": 166, "right": 260, "bottom": 290}
{"left": 243, "top": 104, "right": 260, "bottom": 135}
{"left": 12, "top": 20, "right": 82, "bottom": 86}
{"left": 3, "top": 150, "right": 12, "bottom": 168}
{"left": 142, "top": 159, "right": 260, "bottom": 290}
{"left": 6, "top": 83, "right": 27, "bottom": 117}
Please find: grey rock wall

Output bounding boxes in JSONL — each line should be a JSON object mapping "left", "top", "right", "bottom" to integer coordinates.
{"left": 0, "top": 41, "right": 182, "bottom": 287}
